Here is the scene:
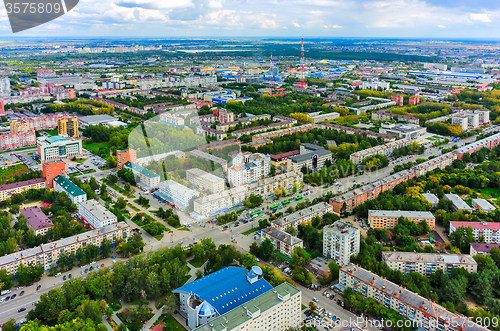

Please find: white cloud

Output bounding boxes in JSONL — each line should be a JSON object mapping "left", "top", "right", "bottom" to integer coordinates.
{"left": 469, "top": 13, "right": 491, "bottom": 22}
{"left": 292, "top": 22, "right": 301, "bottom": 28}
{"left": 438, "top": 24, "right": 446, "bottom": 28}
{"left": 332, "top": 24, "right": 343, "bottom": 29}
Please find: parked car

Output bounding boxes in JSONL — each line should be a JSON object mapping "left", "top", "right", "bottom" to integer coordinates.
{"left": 18, "top": 308, "right": 26, "bottom": 312}
{"left": 19, "top": 291, "right": 24, "bottom": 296}
{"left": 11, "top": 294, "right": 16, "bottom": 299}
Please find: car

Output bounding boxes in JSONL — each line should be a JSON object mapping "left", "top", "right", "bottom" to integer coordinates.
{"left": 68, "top": 274, "right": 72, "bottom": 279}
{"left": 101, "top": 263, "right": 105, "bottom": 268}
{"left": 20, "top": 291, "right": 24, "bottom": 296}
{"left": 89, "top": 266, "right": 93, "bottom": 271}
{"left": 5, "top": 296, "right": 9, "bottom": 301}
{"left": 26, "top": 283, "right": 33, "bottom": 287}
{"left": 222, "top": 227, "right": 227, "bottom": 231}
{"left": 313, "top": 297, "right": 318, "bottom": 303}
{"left": 36, "top": 285, "right": 41, "bottom": 290}
{"left": 111, "top": 256, "right": 116, "bottom": 259}
{"left": 18, "top": 308, "right": 26, "bottom": 312}
{"left": 11, "top": 294, "right": 16, "bottom": 299}
{"left": 81, "top": 270, "right": 84, "bottom": 275}
{"left": 63, "top": 276, "right": 67, "bottom": 280}
{"left": 85, "top": 269, "right": 88, "bottom": 273}
{"left": 0, "top": 298, "right": 4, "bottom": 303}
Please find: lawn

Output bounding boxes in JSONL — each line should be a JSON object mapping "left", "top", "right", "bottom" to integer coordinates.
{"left": 43, "top": 129, "right": 59, "bottom": 136}
{"left": 83, "top": 141, "right": 110, "bottom": 156}
{"left": 109, "top": 298, "right": 122, "bottom": 311}
{"left": 476, "top": 187, "right": 500, "bottom": 199}
{"left": 162, "top": 315, "right": 186, "bottom": 331}
{"left": 82, "top": 169, "right": 96, "bottom": 174}
{"left": 71, "top": 158, "right": 86, "bottom": 163}
{"left": 178, "top": 227, "right": 190, "bottom": 231}
{"left": 155, "top": 234, "right": 164, "bottom": 241}
{"left": 188, "top": 257, "right": 208, "bottom": 268}
{"left": 242, "top": 228, "right": 260, "bottom": 235}
{"left": 128, "top": 203, "right": 141, "bottom": 212}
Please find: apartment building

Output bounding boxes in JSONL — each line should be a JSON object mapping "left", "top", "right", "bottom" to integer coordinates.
{"left": 0, "top": 178, "right": 46, "bottom": 202}
{"left": 368, "top": 210, "right": 436, "bottom": 230}
{"left": 371, "top": 111, "right": 419, "bottom": 124}
{"left": 231, "top": 125, "right": 268, "bottom": 139}
{"left": 10, "top": 112, "right": 68, "bottom": 132}
{"left": 261, "top": 226, "right": 303, "bottom": 257}
{"left": 413, "top": 153, "right": 457, "bottom": 176}
{"left": 475, "top": 109, "right": 490, "bottom": 125}
{"left": 37, "top": 136, "right": 83, "bottom": 161}
{"left": 42, "top": 159, "right": 66, "bottom": 189}
{"left": 156, "top": 180, "right": 199, "bottom": 210}
{"left": 58, "top": 117, "right": 79, "bottom": 138}
{"left": 330, "top": 170, "right": 415, "bottom": 214}
{"left": 215, "top": 119, "right": 251, "bottom": 132}
{"left": 189, "top": 150, "right": 228, "bottom": 173}
{"left": 197, "top": 139, "right": 241, "bottom": 151}
{"left": 53, "top": 175, "right": 87, "bottom": 205}
{"left": 0, "top": 130, "right": 36, "bottom": 150}
{"left": 160, "top": 113, "right": 185, "bottom": 126}
{"left": 471, "top": 199, "right": 496, "bottom": 213}
{"left": 290, "top": 143, "right": 332, "bottom": 172}
{"left": 252, "top": 124, "right": 315, "bottom": 142}
{"left": 308, "top": 112, "right": 340, "bottom": 123}
{"left": 78, "top": 199, "right": 118, "bottom": 229}
{"left": 272, "top": 202, "right": 333, "bottom": 230}
{"left": 450, "top": 221, "right": 500, "bottom": 243}
{"left": 247, "top": 172, "right": 303, "bottom": 197}
{"left": 340, "top": 264, "right": 485, "bottom": 331}
{"left": 444, "top": 194, "right": 474, "bottom": 212}
{"left": 0, "top": 222, "right": 130, "bottom": 274}
{"left": 186, "top": 168, "right": 225, "bottom": 193}
{"left": 116, "top": 149, "right": 137, "bottom": 170}
{"left": 21, "top": 206, "right": 54, "bottom": 236}
{"left": 379, "top": 123, "right": 427, "bottom": 139}
{"left": 384, "top": 250, "right": 478, "bottom": 276}
{"left": 323, "top": 221, "right": 361, "bottom": 266}
{"left": 196, "top": 126, "right": 228, "bottom": 141}
{"left": 123, "top": 161, "right": 161, "bottom": 189}
{"left": 453, "top": 132, "right": 500, "bottom": 159}
{"left": 422, "top": 193, "right": 440, "bottom": 208}
{"left": 470, "top": 243, "right": 500, "bottom": 256}
{"left": 9, "top": 119, "right": 30, "bottom": 133}
{"left": 228, "top": 153, "right": 271, "bottom": 187}
{"left": 193, "top": 185, "right": 247, "bottom": 217}
{"left": 350, "top": 137, "right": 413, "bottom": 164}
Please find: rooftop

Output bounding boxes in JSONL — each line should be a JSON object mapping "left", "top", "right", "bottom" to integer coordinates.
{"left": 0, "top": 177, "right": 46, "bottom": 192}
{"left": 189, "top": 150, "right": 228, "bottom": 164}
{"left": 192, "top": 282, "right": 299, "bottom": 331}
{"left": 422, "top": 193, "right": 440, "bottom": 204}
{"left": 324, "top": 220, "right": 360, "bottom": 234}
{"left": 79, "top": 199, "right": 116, "bottom": 222}
{"left": 20, "top": 206, "right": 53, "bottom": 231}
{"left": 54, "top": 175, "right": 86, "bottom": 197}
{"left": 368, "top": 210, "right": 435, "bottom": 219}
{"left": 123, "top": 161, "right": 160, "bottom": 179}
{"left": 78, "top": 114, "right": 117, "bottom": 124}
{"left": 160, "top": 180, "right": 198, "bottom": 197}
{"left": 261, "top": 227, "right": 303, "bottom": 246}
{"left": 187, "top": 168, "right": 224, "bottom": 184}
{"left": 444, "top": 194, "right": 474, "bottom": 210}
{"left": 382, "top": 251, "right": 477, "bottom": 265}
{"left": 173, "top": 266, "right": 273, "bottom": 316}
{"left": 472, "top": 198, "right": 496, "bottom": 211}
{"left": 470, "top": 243, "right": 500, "bottom": 254}
{"left": 273, "top": 202, "right": 332, "bottom": 227}
{"left": 451, "top": 221, "right": 500, "bottom": 230}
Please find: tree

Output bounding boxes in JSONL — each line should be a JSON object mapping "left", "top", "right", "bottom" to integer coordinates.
{"left": 328, "top": 260, "right": 340, "bottom": 280}
{"left": 100, "top": 238, "right": 112, "bottom": 258}
{"left": 108, "top": 175, "right": 118, "bottom": 185}
{"left": 260, "top": 238, "right": 274, "bottom": 260}
{"left": 191, "top": 243, "right": 205, "bottom": 261}
{"left": 2, "top": 319, "right": 17, "bottom": 331}
{"left": 100, "top": 183, "right": 108, "bottom": 199}
{"left": 89, "top": 177, "right": 100, "bottom": 191}
{"left": 449, "top": 226, "right": 476, "bottom": 253}
{"left": 107, "top": 156, "right": 117, "bottom": 169}
{"left": 124, "top": 182, "right": 132, "bottom": 194}
{"left": 291, "top": 247, "right": 311, "bottom": 268}
{"left": 240, "top": 253, "right": 258, "bottom": 269}
{"left": 285, "top": 226, "right": 297, "bottom": 236}
{"left": 116, "top": 197, "right": 127, "bottom": 210}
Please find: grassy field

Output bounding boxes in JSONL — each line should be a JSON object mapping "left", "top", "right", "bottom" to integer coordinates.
{"left": 83, "top": 141, "right": 110, "bottom": 156}
{"left": 476, "top": 187, "right": 500, "bottom": 199}
{"left": 109, "top": 298, "right": 122, "bottom": 311}
{"left": 43, "top": 129, "right": 59, "bottom": 136}
{"left": 188, "top": 257, "right": 207, "bottom": 268}
{"left": 242, "top": 228, "right": 260, "bottom": 235}
{"left": 162, "top": 315, "right": 187, "bottom": 331}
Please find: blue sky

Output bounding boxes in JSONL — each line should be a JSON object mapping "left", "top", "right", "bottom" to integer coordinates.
{"left": 0, "top": 0, "right": 499, "bottom": 38}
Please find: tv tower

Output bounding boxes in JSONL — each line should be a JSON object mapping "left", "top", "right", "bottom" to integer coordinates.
{"left": 296, "top": 38, "right": 308, "bottom": 89}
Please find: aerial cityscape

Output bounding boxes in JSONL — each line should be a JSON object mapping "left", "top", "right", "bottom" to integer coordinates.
{"left": 1, "top": 1, "right": 500, "bottom": 331}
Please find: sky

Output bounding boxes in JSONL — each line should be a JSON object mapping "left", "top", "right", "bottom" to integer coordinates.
{"left": 0, "top": 0, "right": 499, "bottom": 38}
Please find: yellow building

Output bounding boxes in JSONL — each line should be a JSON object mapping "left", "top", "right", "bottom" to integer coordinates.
{"left": 10, "top": 119, "right": 30, "bottom": 134}
{"left": 58, "top": 117, "right": 79, "bottom": 138}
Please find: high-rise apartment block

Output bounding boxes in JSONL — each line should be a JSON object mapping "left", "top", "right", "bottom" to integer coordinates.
{"left": 42, "top": 159, "right": 66, "bottom": 189}
{"left": 58, "top": 117, "right": 79, "bottom": 138}
{"left": 0, "top": 77, "right": 10, "bottom": 98}
{"left": 323, "top": 221, "right": 360, "bottom": 266}
{"left": 228, "top": 152, "right": 270, "bottom": 187}
{"left": 391, "top": 94, "right": 404, "bottom": 106}
{"left": 116, "top": 149, "right": 137, "bottom": 170}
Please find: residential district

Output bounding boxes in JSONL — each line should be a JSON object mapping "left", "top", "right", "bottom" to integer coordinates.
{"left": 0, "top": 38, "right": 500, "bottom": 331}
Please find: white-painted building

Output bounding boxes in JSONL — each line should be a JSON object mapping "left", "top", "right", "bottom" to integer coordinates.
{"left": 78, "top": 199, "right": 117, "bottom": 229}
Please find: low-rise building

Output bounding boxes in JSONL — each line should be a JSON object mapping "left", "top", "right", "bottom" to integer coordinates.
{"left": 272, "top": 202, "right": 333, "bottom": 230}
{"left": 186, "top": 168, "right": 225, "bottom": 193}
{"left": 123, "top": 161, "right": 161, "bottom": 189}
{"left": 472, "top": 198, "right": 496, "bottom": 213}
{"left": 470, "top": 243, "right": 500, "bottom": 256}
{"left": 323, "top": 221, "right": 361, "bottom": 266}
{"left": 422, "top": 193, "right": 440, "bottom": 208}
{"left": 20, "top": 206, "right": 53, "bottom": 236}
{"left": 261, "top": 227, "right": 303, "bottom": 257}
{"left": 349, "top": 138, "right": 413, "bottom": 164}
{"left": 444, "top": 194, "right": 474, "bottom": 211}
{"left": 308, "top": 112, "right": 340, "bottom": 123}
{"left": 78, "top": 199, "right": 118, "bottom": 229}
{"left": 379, "top": 123, "right": 427, "bottom": 139}
{"left": 0, "top": 178, "right": 46, "bottom": 202}
{"left": 450, "top": 221, "right": 500, "bottom": 243}
{"left": 37, "top": 135, "right": 83, "bottom": 161}
{"left": 0, "top": 222, "right": 130, "bottom": 274}
{"left": 382, "top": 251, "right": 477, "bottom": 276}
{"left": 53, "top": 175, "right": 87, "bottom": 205}
{"left": 413, "top": 153, "right": 457, "bottom": 177}
{"left": 340, "top": 264, "right": 485, "bottom": 331}
{"left": 289, "top": 143, "right": 332, "bottom": 172}
{"left": 156, "top": 180, "right": 199, "bottom": 210}
{"left": 371, "top": 111, "right": 419, "bottom": 124}
{"left": 247, "top": 172, "right": 302, "bottom": 197}
{"left": 368, "top": 210, "right": 435, "bottom": 230}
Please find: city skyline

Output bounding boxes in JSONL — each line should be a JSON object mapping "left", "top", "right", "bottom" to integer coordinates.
{"left": 0, "top": 0, "right": 498, "bottom": 38}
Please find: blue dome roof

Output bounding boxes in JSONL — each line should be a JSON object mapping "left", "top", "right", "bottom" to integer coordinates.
{"left": 199, "top": 301, "right": 216, "bottom": 316}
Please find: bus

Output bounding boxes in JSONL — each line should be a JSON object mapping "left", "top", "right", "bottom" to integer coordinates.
{"left": 251, "top": 211, "right": 262, "bottom": 217}
{"left": 296, "top": 196, "right": 303, "bottom": 201}
{"left": 270, "top": 204, "right": 280, "bottom": 210}
{"left": 282, "top": 200, "right": 290, "bottom": 206}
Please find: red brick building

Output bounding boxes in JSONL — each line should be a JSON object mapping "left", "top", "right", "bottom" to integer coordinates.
{"left": 116, "top": 150, "right": 137, "bottom": 170}
{"left": 43, "top": 159, "right": 66, "bottom": 189}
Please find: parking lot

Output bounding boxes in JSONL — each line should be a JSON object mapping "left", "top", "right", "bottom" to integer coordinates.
{"left": 15, "top": 149, "right": 41, "bottom": 171}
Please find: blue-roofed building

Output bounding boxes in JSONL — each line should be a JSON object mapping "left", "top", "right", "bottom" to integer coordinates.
{"left": 173, "top": 266, "right": 273, "bottom": 329}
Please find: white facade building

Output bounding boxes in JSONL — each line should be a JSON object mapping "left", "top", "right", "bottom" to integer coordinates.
{"left": 228, "top": 152, "right": 271, "bottom": 187}
{"left": 186, "top": 168, "right": 225, "bottom": 193}
{"left": 157, "top": 180, "right": 199, "bottom": 210}
{"left": 323, "top": 221, "right": 361, "bottom": 266}
{"left": 0, "top": 77, "right": 10, "bottom": 98}
{"left": 53, "top": 175, "right": 87, "bottom": 205}
{"left": 123, "top": 161, "right": 161, "bottom": 189}
{"left": 78, "top": 199, "right": 118, "bottom": 229}
{"left": 37, "top": 135, "right": 83, "bottom": 161}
